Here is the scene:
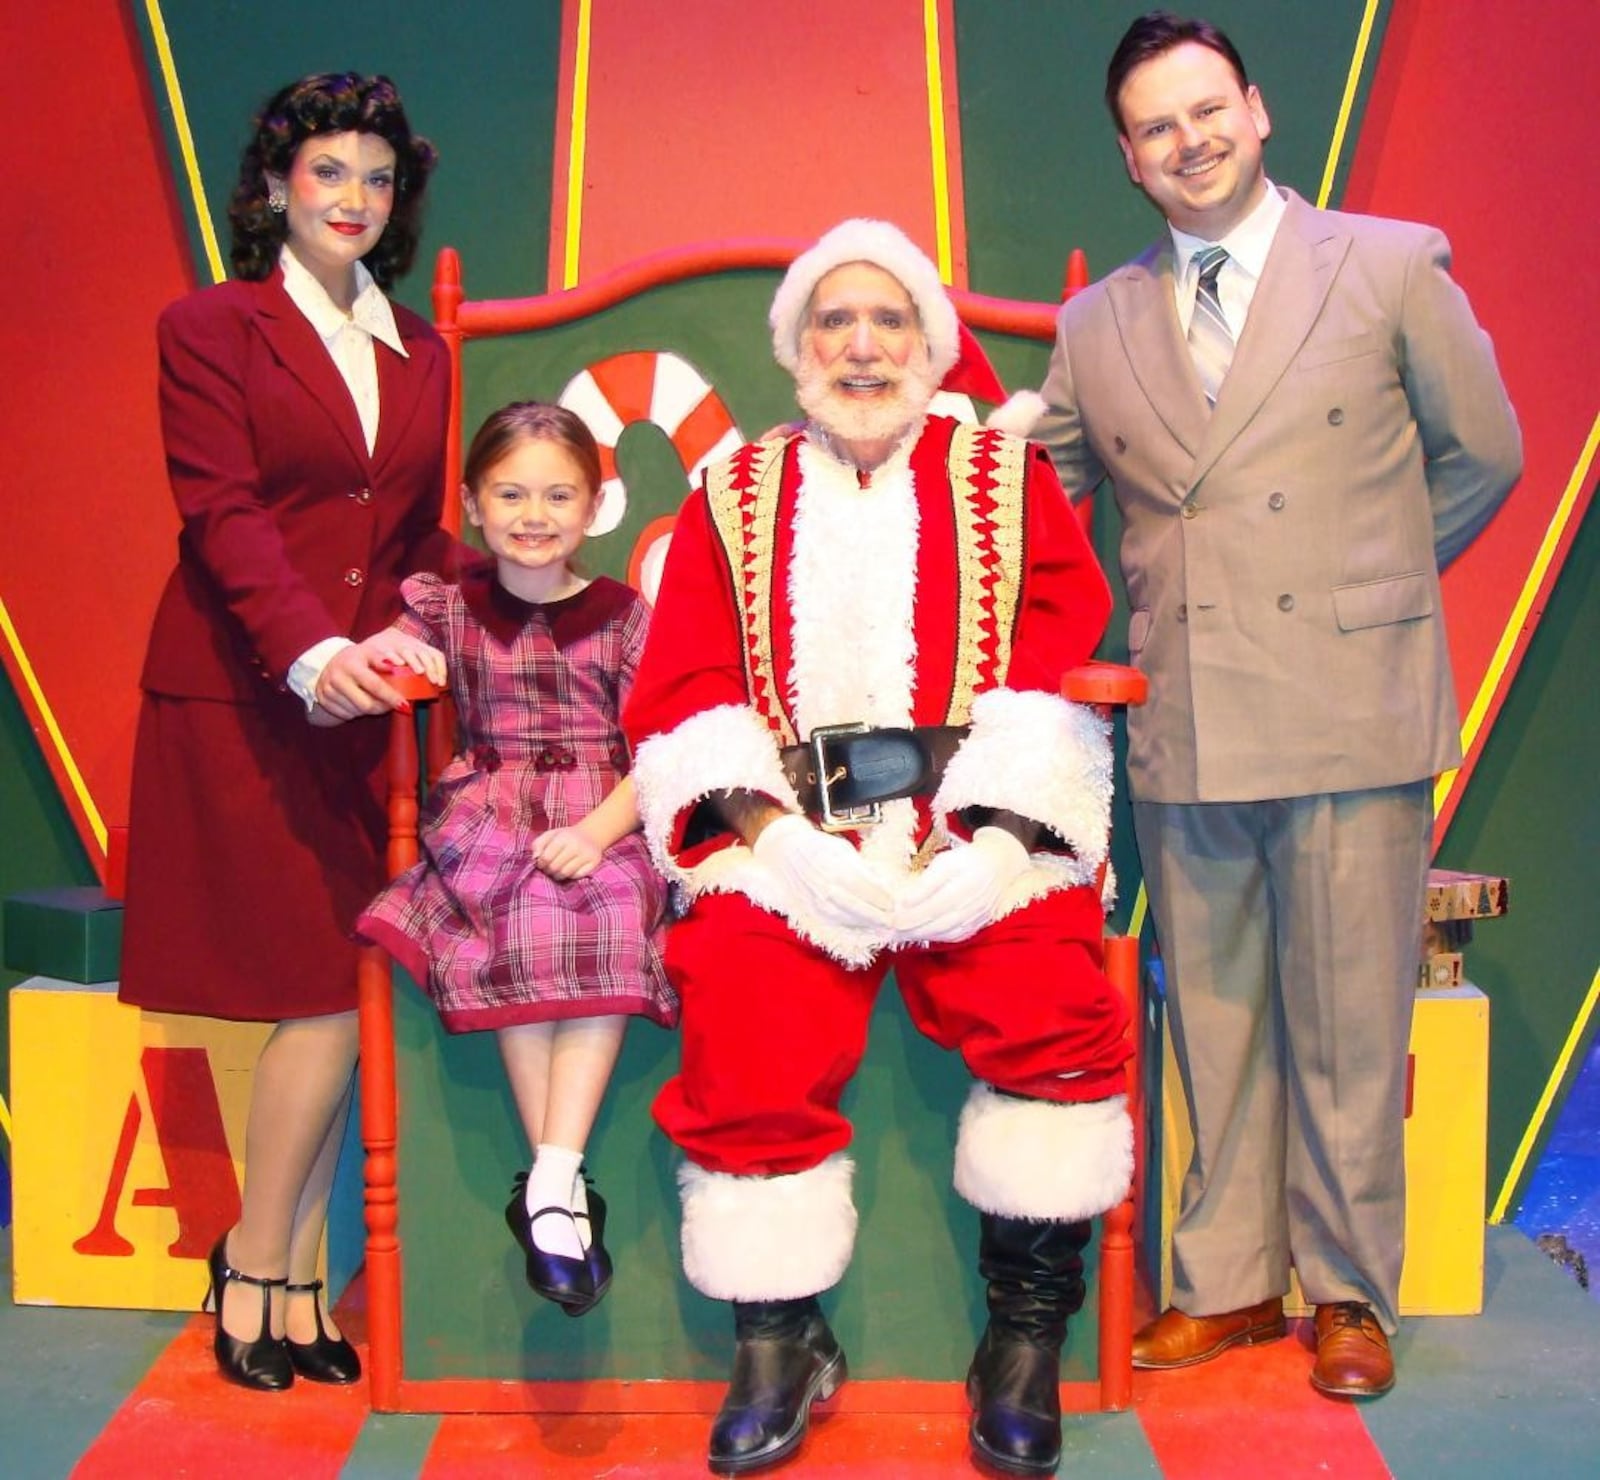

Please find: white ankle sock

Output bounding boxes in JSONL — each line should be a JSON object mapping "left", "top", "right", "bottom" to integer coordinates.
{"left": 525, "top": 1145, "right": 584, "bottom": 1259}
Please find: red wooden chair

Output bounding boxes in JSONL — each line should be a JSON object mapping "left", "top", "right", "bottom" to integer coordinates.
{"left": 355, "top": 243, "right": 1148, "bottom": 1415}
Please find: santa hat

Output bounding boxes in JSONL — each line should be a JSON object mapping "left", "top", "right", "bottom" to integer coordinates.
{"left": 771, "top": 221, "right": 1047, "bottom": 439}
{"left": 940, "top": 321, "right": 1048, "bottom": 438}
{"left": 770, "top": 218, "right": 960, "bottom": 381}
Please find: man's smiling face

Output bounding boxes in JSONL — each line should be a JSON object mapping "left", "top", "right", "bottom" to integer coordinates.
{"left": 1116, "top": 40, "right": 1272, "bottom": 239}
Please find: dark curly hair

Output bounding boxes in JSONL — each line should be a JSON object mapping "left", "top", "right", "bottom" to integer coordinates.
{"left": 1104, "top": 12, "right": 1251, "bottom": 134}
{"left": 228, "top": 72, "right": 437, "bottom": 288}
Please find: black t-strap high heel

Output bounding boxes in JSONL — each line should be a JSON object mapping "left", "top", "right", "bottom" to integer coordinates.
{"left": 284, "top": 1277, "right": 362, "bottom": 1384}
{"left": 204, "top": 1235, "right": 292, "bottom": 1391}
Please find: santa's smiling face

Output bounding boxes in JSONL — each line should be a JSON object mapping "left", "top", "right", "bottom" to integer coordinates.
{"left": 795, "top": 261, "right": 937, "bottom": 465}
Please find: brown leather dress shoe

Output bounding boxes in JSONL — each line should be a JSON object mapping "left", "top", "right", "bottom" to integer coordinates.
{"left": 1131, "top": 1297, "right": 1287, "bottom": 1369}
{"left": 1310, "top": 1302, "right": 1394, "bottom": 1398}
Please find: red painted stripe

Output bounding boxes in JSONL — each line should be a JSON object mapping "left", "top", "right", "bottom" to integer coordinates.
{"left": 423, "top": 1408, "right": 983, "bottom": 1477}
{"left": 588, "top": 351, "right": 660, "bottom": 427}
{"left": 1344, "top": 0, "right": 1600, "bottom": 840}
{"left": 0, "top": 3, "right": 193, "bottom": 856}
{"left": 70, "top": 1315, "right": 370, "bottom": 1479}
{"left": 1134, "top": 1320, "right": 1390, "bottom": 1480}
{"left": 670, "top": 389, "right": 737, "bottom": 470}
{"left": 554, "top": 0, "right": 956, "bottom": 283}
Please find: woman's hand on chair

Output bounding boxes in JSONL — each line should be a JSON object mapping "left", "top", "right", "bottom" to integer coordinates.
{"left": 311, "top": 633, "right": 442, "bottom": 724}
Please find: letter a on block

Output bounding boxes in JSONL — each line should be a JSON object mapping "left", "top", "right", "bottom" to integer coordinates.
{"left": 74, "top": 1046, "right": 243, "bottom": 1259}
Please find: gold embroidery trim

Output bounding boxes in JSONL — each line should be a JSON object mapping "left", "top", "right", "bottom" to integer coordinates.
{"left": 946, "top": 424, "right": 1026, "bottom": 724}
{"left": 704, "top": 439, "right": 797, "bottom": 747}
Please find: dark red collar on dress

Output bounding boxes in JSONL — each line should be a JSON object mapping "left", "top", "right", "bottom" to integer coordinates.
{"left": 460, "top": 563, "right": 638, "bottom": 647}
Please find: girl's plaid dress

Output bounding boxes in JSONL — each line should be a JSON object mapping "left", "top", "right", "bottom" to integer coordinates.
{"left": 358, "top": 567, "right": 677, "bottom": 1032}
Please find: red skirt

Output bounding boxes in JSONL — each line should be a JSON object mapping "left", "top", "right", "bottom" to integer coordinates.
{"left": 119, "top": 692, "right": 389, "bottom": 1021}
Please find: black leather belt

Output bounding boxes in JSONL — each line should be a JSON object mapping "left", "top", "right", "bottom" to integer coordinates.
{"left": 779, "top": 723, "right": 968, "bottom": 831}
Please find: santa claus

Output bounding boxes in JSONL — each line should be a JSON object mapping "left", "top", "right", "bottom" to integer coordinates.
{"left": 625, "top": 218, "right": 1133, "bottom": 1477}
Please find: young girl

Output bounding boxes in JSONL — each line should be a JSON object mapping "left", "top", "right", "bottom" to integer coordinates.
{"left": 352, "top": 401, "right": 677, "bottom": 1316}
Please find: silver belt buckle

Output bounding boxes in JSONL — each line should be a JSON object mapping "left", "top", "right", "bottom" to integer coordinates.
{"left": 810, "top": 722, "right": 882, "bottom": 833}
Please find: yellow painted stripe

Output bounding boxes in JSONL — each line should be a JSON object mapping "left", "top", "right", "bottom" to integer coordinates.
{"left": 1316, "top": 0, "right": 1382, "bottom": 209}
{"left": 0, "top": 1090, "right": 9, "bottom": 1142}
{"left": 0, "top": 597, "right": 108, "bottom": 854}
{"left": 923, "top": 0, "right": 954, "bottom": 280}
{"left": 1434, "top": 410, "right": 1600, "bottom": 815}
{"left": 1128, "top": 880, "right": 1148, "bottom": 942}
{"left": 1491, "top": 962, "right": 1600, "bottom": 1223}
{"left": 562, "top": 0, "right": 595, "bottom": 289}
{"left": 145, "top": 0, "right": 225, "bottom": 284}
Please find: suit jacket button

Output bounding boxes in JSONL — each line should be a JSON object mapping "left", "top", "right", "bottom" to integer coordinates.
{"left": 344, "top": 567, "right": 365, "bottom": 588}
{"left": 1113, "top": 435, "right": 1128, "bottom": 454}
{"left": 356, "top": 487, "right": 373, "bottom": 505}
{"left": 1176, "top": 603, "right": 1188, "bottom": 623}
{"left": 1277, "top": 593, "right": 1295, "bottom": 612}
{"left": 1181, "top": 498, "right": 1199, "bottom": 519}
{"left": 1268, "top": 491, "right": 1286, "bottom": 510}
{"left": 1327, "top": 407, "right": 1345, "bottom": 425}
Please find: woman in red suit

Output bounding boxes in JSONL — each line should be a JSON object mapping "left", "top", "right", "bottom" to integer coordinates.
{"left": 119, "top": 73, "right": 454, "bottom": 1392}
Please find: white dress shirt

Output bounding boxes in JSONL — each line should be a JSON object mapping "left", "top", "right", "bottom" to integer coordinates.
{"left": 1169, "top": 179, "right": 1288, "bottom": 338}
{"left": 278, "top": 245, "right": 410, "bottom": 707}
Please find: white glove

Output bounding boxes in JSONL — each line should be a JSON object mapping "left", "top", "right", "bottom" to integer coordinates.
{"left": 753, "top": 814, "right": 894, "bottom": 930}
{"left": 892, "top": 826, "right": 1033, "bottom": 944}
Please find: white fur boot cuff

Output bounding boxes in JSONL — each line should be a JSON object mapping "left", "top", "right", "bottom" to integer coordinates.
{"left": 953, "top": 1084, "right": 1133, "bottom": 1221}
{"left": 678, "top": 1154, "right": 858, "bottom": 1301}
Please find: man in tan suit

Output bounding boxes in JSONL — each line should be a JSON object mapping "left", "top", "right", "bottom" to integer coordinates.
{"left": 1036, "top": 11, "right": 1520, "bottom": 1399}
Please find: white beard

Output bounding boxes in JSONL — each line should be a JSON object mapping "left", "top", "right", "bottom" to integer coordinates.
{"left": 795, "top": 345, "right": 939, "bottom": 450}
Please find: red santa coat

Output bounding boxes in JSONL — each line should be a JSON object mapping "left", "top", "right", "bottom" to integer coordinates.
{"left": 625, "top": 415, "right": 1117, "bottom": 965}
{"left": 626, "top": 417, "right": 1137, "bottom": 1287}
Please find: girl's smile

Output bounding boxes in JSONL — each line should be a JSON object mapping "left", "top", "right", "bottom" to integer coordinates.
{"left": 463, "top": 437, "right": 602, "bottom": 602}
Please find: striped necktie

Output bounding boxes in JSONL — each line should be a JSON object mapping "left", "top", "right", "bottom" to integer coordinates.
{"left": 1187, "top": 245, "right": 1233, "bottom": 407}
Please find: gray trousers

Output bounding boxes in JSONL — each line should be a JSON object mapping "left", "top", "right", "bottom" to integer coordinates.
{"left": 1134, "top": 783, "right": 1432, "bottom": 1334}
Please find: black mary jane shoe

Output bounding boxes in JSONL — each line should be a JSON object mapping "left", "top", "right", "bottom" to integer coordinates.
{"left": 567, "top": 1173, "right": 614, "bottom": 1318}
{"left": 505, "top": 1178, "right": 596, "bottom": 1312}
{"left": 284, "top": 1278, "right": 362, "bottom": 1384}
{"left": 204, "top": 1235, "right": 293, "bottom": 1392}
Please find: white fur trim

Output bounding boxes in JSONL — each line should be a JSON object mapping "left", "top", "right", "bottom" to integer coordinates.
{"left": 934, "top": 687, "right": 1112, "bottom": 891}
{"left": 770, "top": 219, "right": 959, "bottom": 382}
{"left": 631, "top": 702, "right": 800, "bottom": 882}
{"left": 787, "top": 439, "right": 919, "bottom": 738}
{"left": 678, "top": 1155, "right": 858, "bottom": 1300}
{"left": 630, "top": 702, "right": 898, "bottom": 967}
{"left": 786, "top": 438, "right": 923, "bottom": 889}
{"left": 984, "top": 389, "right": 1047, "bottom": 439}
{"left": 953, "top": 1086, "right": 1133, "bottom": 1221}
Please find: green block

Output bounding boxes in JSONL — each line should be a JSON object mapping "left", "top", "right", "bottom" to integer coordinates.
{"left": 2, "top": 887, "right": 124, "bottom": 984}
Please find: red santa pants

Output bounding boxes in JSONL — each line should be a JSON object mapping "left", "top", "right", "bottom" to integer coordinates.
{"left": 652, "top": 886, "right": 1132, "bottom": 1176}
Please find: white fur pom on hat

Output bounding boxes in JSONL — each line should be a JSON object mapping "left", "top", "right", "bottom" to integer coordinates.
{"left": 769, "top": 218, "right": 960, "bottom": 382}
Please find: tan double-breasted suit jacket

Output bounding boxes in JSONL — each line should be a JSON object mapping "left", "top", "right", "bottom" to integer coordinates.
{"left": 1038, "top": 188, "right": 1521, "bottom": 805}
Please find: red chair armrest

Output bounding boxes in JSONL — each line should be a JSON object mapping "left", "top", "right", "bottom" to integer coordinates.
{"left": 1062, "top": 660, "right": 1147, "bottom": 708}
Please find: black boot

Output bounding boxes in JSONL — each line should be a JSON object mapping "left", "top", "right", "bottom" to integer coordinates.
{"left": 966, "top": 1213, "right": 1092, "bottom": 1476}
{"left": 708, "top": 1296, "right": 847, "bottom": 1475}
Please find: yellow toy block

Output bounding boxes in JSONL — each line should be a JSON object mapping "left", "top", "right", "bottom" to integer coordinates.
{"left": 1155, "top": 985, "right": 1489, "bottom": 1316}
{"left": 9, "top": 978, "right": 270, "bottom": 1311}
